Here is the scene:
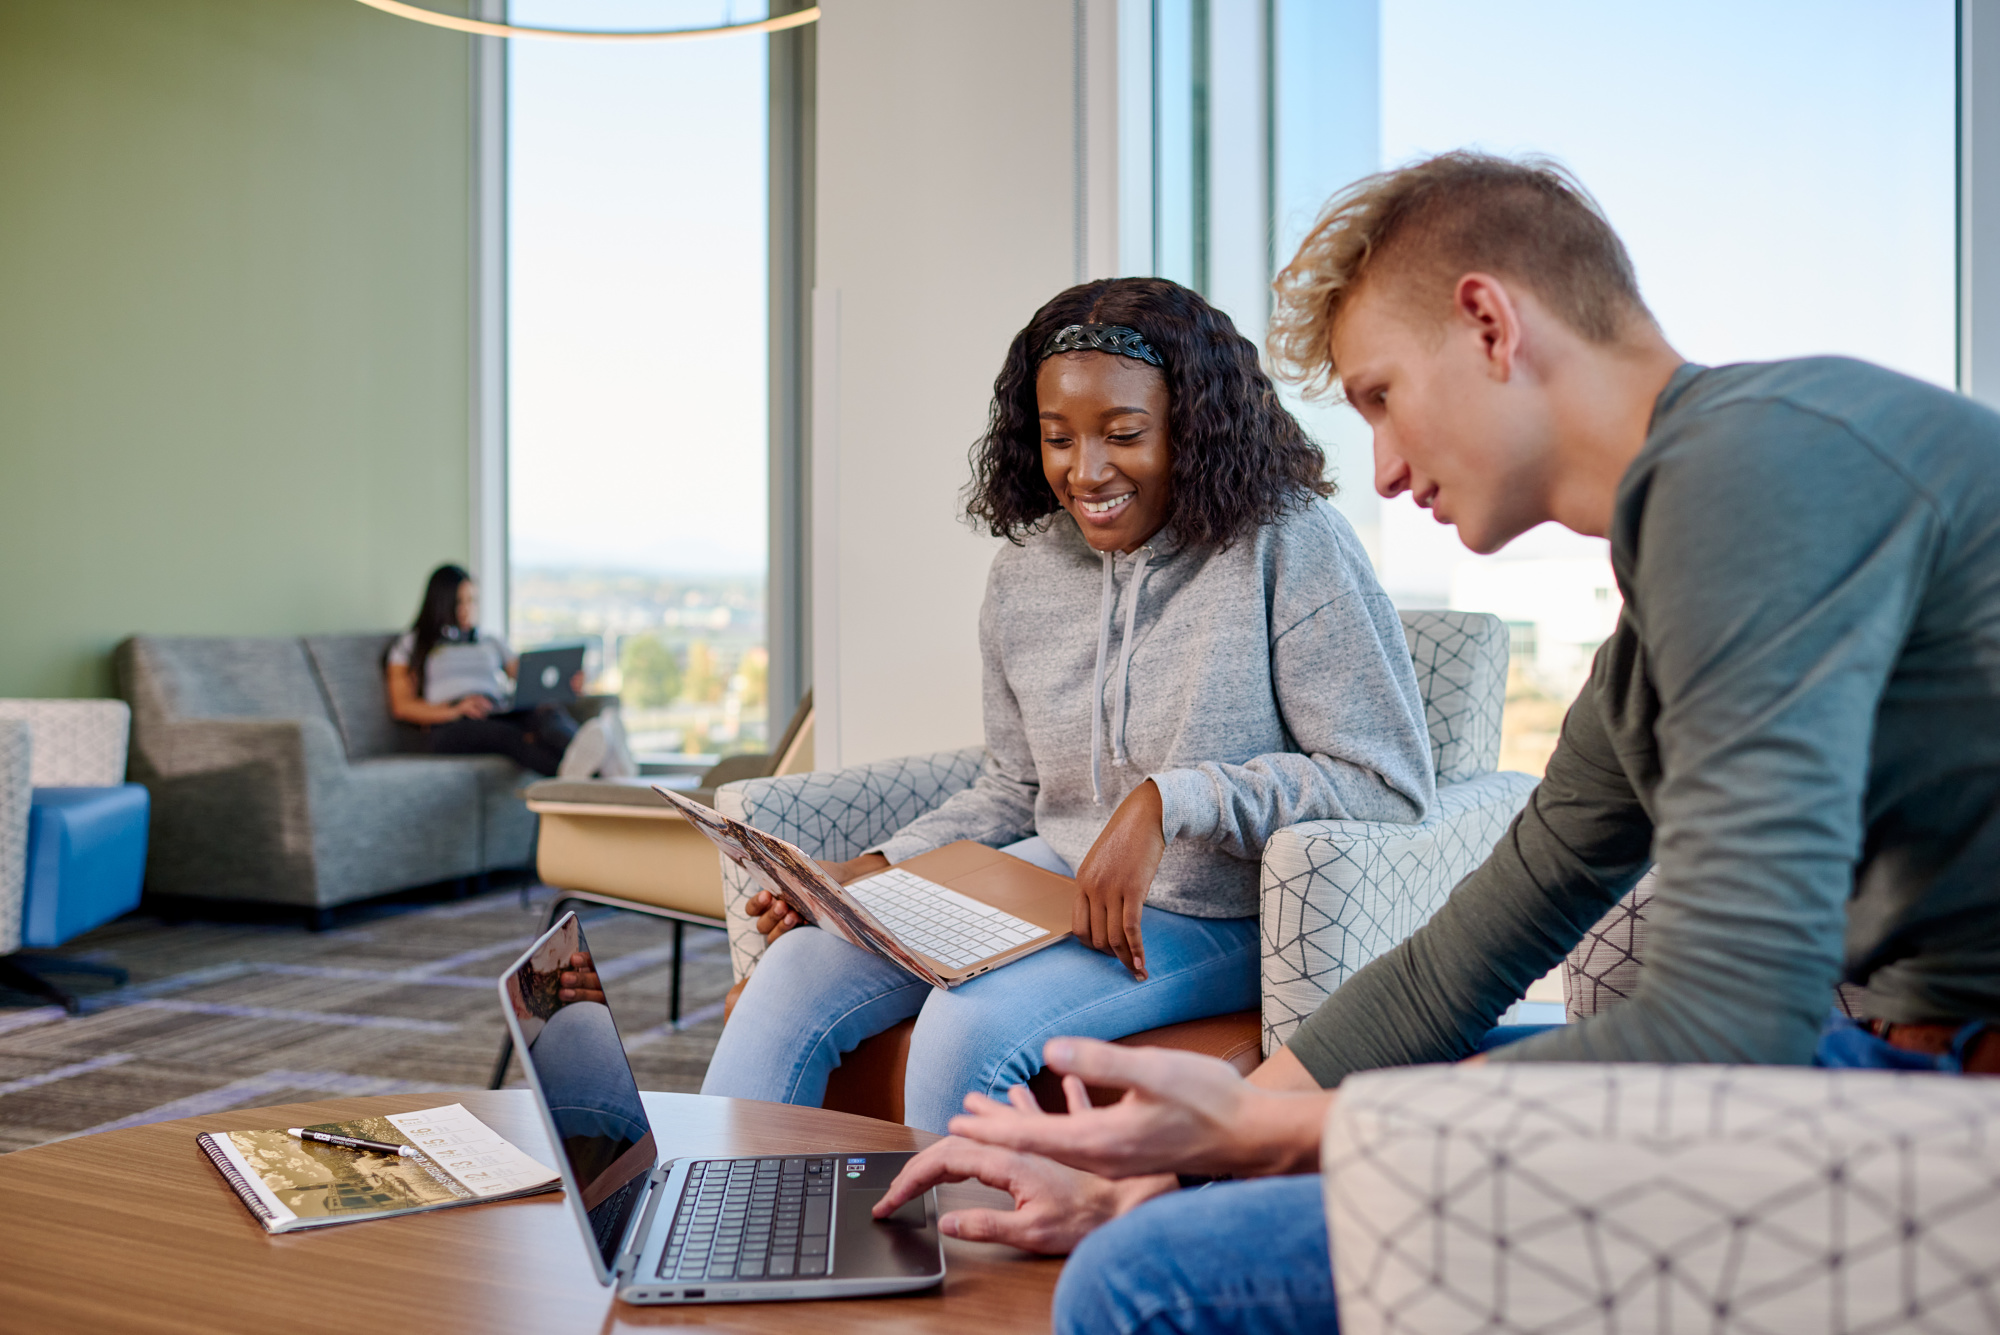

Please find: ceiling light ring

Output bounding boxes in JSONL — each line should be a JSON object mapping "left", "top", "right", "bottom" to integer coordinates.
{"left": 352, "top": 1, "right": 819, "bottom": 43}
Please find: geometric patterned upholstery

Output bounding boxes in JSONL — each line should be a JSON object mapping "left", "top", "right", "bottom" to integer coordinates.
{"left": 1564, "top": 869, "right": 1656, "bottom": 1022}
{"left": 0, "top": 719, "right": 29, "bottom": 955}
{"left": 1322, "top": 1062, "right": 2000, "bottom": 1334}
{"left": 0, "top": 699, "right": 131, "bottom": 787}
{"left": 1257, "top": 610, "right": 1533, "bottom": 1054}
{"left": 716, "top": 612, "right": 1536, "bottom": 1027}
{"left": 1260, "top": 769, "right": 1538, "bottom": 1053}
{"left": 1399, "top": 610, "right": 1508, "bottom": 784}
{"left": 1565, "top": 870, "right": 1872, "bottom": 1023}
{"left": 713, "top": 747, "right": 986, "bottom": 980}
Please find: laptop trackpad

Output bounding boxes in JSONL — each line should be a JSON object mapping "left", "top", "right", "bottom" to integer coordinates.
{"left": 838, "top": 1188, "right": 944, "bottom": 1279}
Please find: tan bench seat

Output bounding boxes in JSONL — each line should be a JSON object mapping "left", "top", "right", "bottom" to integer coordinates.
{"left": 525, "top": 777, "right": 725, "bottom": 920}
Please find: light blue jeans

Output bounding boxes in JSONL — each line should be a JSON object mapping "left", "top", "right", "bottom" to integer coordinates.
{"left": 1055, "top": 1176, "right": 1336, "bottom": 1334}
{"left": 700, "top": 839, "right": 1259, "bottom": 1134}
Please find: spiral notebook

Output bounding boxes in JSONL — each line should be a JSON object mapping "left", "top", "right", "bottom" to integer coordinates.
{"left": 197, "top": 1102, "right": 560, "bottom": 1233}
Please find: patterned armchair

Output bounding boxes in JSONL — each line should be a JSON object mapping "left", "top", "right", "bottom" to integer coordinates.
{"left": 1320, "top": 1061, "right": 2000, "bottom": 1334}
{"left": 716, "top": 611, "right": 1538, "bottom": 1058}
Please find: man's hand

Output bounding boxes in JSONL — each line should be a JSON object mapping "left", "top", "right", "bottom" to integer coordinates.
{"left": 948, "top": 1038, "right": 1331, "bottom": 1180}
{"left": 872, "top": 1084, "right": 1175, "bottom": 1254}
{"left": 1072, "top": 781, "right": 1166, "bottom": 979}
{"left": 455, "top": 694, "right": 494, "bottom": 720}
{"left": 745, "top": 853, "right": 888, "bottom": 945}
{"left": 557, "top": 951, "right": 604, "bottom": 1004}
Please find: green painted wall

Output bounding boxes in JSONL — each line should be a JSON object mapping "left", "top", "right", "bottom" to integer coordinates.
{"left": 0, "top": 0, "right": 476, "bottom": 697}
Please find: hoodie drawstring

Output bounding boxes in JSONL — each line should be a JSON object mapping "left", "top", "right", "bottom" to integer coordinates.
{"left": 1110, "top": 550, "right": 1151, "bottom": 768}
{"left": 1089, "top": 553, "right": 1114, "bottom": 804}
{"left": 1089, "top": 547, "right": 1152, "bottom": 805}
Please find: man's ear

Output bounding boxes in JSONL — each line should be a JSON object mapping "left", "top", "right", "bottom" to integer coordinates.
{"left": 1453, "top": 272, "right": 1523, "bottom": 382}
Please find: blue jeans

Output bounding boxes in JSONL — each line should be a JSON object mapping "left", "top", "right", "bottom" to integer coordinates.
{"left": 700, "top": 842, "right": 1258, "bottom": 1133}
{"left": 1056, "top": 1176, "right": 1336, "bottom": 1335}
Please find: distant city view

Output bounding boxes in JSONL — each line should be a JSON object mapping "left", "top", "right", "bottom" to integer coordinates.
{"left": 510, "top": 569, "right": 768, "bottom": 759}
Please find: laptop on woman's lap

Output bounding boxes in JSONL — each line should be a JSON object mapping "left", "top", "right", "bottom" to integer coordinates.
{"left": 497, "top": 913, "right": 946, "bottom": 1306}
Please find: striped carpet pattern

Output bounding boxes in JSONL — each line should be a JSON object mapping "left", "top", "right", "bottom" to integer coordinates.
{"left": 0, "top": 886, "right": 732, "bottom": 1154}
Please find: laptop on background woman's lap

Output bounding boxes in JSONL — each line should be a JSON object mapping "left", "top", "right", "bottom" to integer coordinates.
{"left": 497, "top": 913, "right": 946, "bottom": 1306}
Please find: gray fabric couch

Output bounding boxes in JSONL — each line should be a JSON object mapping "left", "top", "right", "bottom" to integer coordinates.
{"left": 115, "top": 633, "right": 539, "bottom": 911}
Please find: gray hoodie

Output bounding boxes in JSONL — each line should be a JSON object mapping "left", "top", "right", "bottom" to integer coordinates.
{"left": 876, "top": 499, "right": 1435, "bottom": 918}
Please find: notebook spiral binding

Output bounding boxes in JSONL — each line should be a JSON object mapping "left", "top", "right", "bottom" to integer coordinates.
{"left": 197, "top": 1132, "right": 276, "bottom": 1221}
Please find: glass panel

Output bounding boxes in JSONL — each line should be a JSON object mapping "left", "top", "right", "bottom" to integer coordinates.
{"left": 1364, "top": 0, "right": 1956, "bottom": 775}
{"left": 508, "top": 2, "right": 771, "bottom": 761}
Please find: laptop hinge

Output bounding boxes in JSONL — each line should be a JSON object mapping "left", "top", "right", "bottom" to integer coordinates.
{"left": 613, "top": 1163, "right": 673, "bottom": 1283}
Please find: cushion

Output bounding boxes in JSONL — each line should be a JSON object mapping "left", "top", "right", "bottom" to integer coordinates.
{"left": 303, "top": 633, "right": 424, "bottom": 760}
{"left": 122, "top": 636, "right": 330, "bottom": 723}
{"left": 525, "top": 776, "right": 679, "bottom": 808}
{"left": 22, "top": 786, "right": 149, "bottom": 948}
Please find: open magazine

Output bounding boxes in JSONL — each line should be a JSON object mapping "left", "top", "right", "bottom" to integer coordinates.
{"left": 652, "top": 786, "right": 953, "bottom": 989}
{"left": 198, "top": 1103, "right": 558, "bottom": 1233}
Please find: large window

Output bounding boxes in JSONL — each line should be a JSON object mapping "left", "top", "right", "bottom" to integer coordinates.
{"left": 507, "top": 2, "right": 772, "bottom": 759}
{"left": 1280, "top": 0, "right": 1958, "bottom": 774}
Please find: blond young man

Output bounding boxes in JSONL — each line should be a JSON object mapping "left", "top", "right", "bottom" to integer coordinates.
{"left": 866, "top": 152, "right": 2000, "bottom": 1334}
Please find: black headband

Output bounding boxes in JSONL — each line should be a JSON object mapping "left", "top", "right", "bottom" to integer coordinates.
{"left": 1039, "top": 323, "right": 1165, "bottom": 369}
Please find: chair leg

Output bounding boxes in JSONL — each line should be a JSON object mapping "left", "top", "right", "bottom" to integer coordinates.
{"left": 487, "top": 1034, "right": 515, "bottom": 1090}
{"left": 670, "top": 919, "right": 685, "bottom": 1027}
{"left": 0, "top": 957, "right": 82, "bottom": 1015}
{"left": 13, "top": 956, "right": 130, "bottom": 986}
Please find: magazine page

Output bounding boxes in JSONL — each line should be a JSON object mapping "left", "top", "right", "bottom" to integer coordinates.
{"left": 653, "top": 786, "right": 951, "bottom": 988}
{"left": 202, "top": 1105, "right": 557, "bottom": 1232}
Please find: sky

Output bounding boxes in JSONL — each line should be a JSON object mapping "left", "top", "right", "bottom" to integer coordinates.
{"left": 507, "top": 1, "right": 771, "bottom": 576}
{"left": 1363, "top": 0, "right": 1958, "bottom": 601}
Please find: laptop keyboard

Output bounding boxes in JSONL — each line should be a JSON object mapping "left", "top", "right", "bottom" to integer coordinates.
{"left": 659, "top": 1157, "right": 835, "bottom": 1282}
{"left": 846, "top": 868, "right": 1050, "bottom": 969}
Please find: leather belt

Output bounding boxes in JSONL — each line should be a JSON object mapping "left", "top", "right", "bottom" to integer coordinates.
{"left": 1867, "top": 1019, "right": 2000, "bottom": 1075}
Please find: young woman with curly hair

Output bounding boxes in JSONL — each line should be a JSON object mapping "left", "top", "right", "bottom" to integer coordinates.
{"left": 701, "top": 277, "right": 1435, "bottom": 1133}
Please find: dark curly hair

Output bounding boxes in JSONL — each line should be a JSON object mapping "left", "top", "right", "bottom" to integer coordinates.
{"left": 965, "top": 277, "right": 1333, "bottom": 552}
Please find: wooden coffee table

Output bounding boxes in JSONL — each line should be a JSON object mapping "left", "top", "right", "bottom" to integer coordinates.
{"left": 0, "top": 1090, "right": 1063, "bottom": 1334}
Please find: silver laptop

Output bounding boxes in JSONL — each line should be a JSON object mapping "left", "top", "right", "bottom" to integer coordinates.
{"left": 497, "top": 912, "right": 946, "bottom": 1306}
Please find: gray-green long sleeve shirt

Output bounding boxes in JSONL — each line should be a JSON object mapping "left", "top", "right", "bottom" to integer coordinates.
{"left": 1292, "top": 358, "right": 2000, "bottom": 1084}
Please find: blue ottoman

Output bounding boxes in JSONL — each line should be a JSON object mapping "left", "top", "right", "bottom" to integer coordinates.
{"left": 22, "top": 785, "right": 150, "bottom": 948}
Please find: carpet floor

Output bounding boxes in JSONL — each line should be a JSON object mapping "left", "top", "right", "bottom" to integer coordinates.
{"left": 0, "top": 883, "right": 733, "bottom": 1154}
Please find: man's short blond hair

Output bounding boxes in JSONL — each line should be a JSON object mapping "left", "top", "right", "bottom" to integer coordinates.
{"left": 1268, "top": 152, "right": 1654, "bottom": 395}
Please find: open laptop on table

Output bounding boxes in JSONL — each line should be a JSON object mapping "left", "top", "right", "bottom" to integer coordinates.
{"left": 497, "top": 912, "right": 945, "bottom": 1306}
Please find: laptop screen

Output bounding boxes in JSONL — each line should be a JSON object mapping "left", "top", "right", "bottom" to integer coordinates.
{"left": 501, "top": 914, "right": 656, "bottom": 1271}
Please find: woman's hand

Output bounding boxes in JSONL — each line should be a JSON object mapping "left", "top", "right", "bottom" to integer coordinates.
{"left": 454, "top": 695, "right": 495, "bottom": 720}
{"left": 1072, "top": 781, "right": 1166, "bottom": 979}
{"left": 745, "top": 853, "right": 888, "bottom": 946}
{"left": 557, "top": 951, "right": 604, "bottom": 1005}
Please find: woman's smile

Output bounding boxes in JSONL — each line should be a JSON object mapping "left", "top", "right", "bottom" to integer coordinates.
{"left": 1077, "top": 491, "right": 1136, "bottom": 520}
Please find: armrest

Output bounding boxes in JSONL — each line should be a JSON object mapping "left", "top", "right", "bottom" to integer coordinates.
{"left": 711, "top": 746, "right": 986, "bottom": 982}
{"left": 1259, "top": 770, "right": 1537, "bottom": 1054}
{"left": 0, "top": 699, "right": 132, "bottom": 786}
{"left": 1321, "top": 1063, "right": 2000, "bottom": 1330}
{"left": 129, "top": 716, "right": 349, "bottom": 896}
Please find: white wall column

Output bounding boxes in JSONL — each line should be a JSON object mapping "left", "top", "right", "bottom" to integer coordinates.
{"left": 813, "top": 0, "right": 1084, "bottom": 767}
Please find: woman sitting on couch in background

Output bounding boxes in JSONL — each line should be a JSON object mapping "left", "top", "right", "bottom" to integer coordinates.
{"left": 702, "top": 277, "right": 1436, "bottom": 1133}
{"left": 385, "top": 564, "right": 634, "bottom": 779}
